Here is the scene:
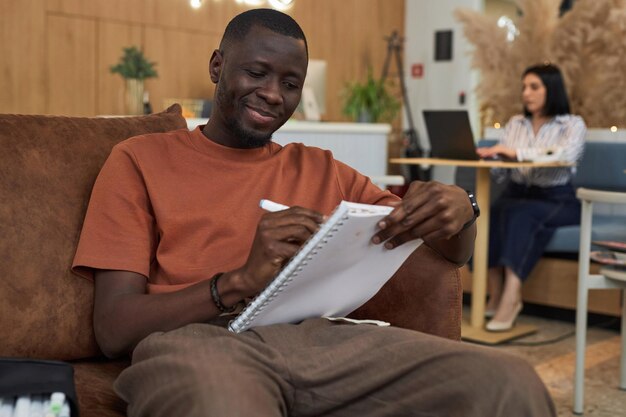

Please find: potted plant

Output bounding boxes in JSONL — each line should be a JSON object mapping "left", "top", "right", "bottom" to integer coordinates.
{"left": 110, "top": 46, "right": 158, "bottom": 115}
{"left": 342, "top": 70, "right": 400, "bottom": 123}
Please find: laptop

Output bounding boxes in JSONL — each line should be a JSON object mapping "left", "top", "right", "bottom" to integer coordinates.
{"left": 423, "top": 110, "right": 481, "bottom": 160}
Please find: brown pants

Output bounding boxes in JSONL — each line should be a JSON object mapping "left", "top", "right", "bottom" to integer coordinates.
{"left": 115, "top": 319, "right": 555, "bottom": 417}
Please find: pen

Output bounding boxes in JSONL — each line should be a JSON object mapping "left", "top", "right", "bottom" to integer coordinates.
{"left": 259, "top": 199, "right": 290, "bottom": 212}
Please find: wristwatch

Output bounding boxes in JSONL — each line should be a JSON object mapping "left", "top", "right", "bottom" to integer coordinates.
{"left": 462, "top": 190, "right": 480, "bottom": 230}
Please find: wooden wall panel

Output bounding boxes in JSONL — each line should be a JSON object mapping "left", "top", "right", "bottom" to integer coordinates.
{"left": 47, "top": 0, "right": 248, "bottom": 31}
{"left": 0, "top": 1, "right": 47, "bottom": 114}
{"left": 143, "top": 27, "right": 219, "bottom": 113}
{"left": 92, "top": 0, "right": 148, "bottom": 25}
{"left": 144, "top": 0, "right": 261, "bottom": 34}
{"left": 46, "top": 15, "right": 97, "bottom": 115}
{"left": 47, "top": 0, "right": 80, "bottom": 14}
{"left": 290, "top": 0, "right": 405, "bottom": 120}
{"left": 97, "top": 22, "right": 143, "bottom": 115}
{"left": 3, "top": 0, "right": 406, "bottom": 118}
{"left": 192, "top": 1, "right": 252, "bottom": 33}
{"left": 46, "top": 0, "right": 143, "bottom": 23}
{"left": 147, "top": 0, "right": 256, "bottom": 32}
{"left": 145, "top": 0, "right": 182, "bottom": 29}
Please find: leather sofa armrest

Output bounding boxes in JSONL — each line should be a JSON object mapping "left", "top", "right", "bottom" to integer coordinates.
{"left": 348, "top": 244, "right": 462, "bottom": 340}
{"left": 72, "top": 359, "right": 129, "bottom": 417}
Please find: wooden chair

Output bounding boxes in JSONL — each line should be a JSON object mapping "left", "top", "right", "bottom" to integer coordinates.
{"left": 574, "top": 187, "right": 626, "bottom": 414}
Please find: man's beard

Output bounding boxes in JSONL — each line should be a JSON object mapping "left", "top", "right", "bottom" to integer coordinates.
{"left": 217, "top": 82, "right": 274, "bottom": 149}
{"left": 225, "top": 117, "right": 273, "bottom": 148}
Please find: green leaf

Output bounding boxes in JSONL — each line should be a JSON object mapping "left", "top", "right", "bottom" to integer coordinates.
{"left": 110, "top": 46, "right": 158, "bottom": 80}
{"left": 341, "top": 68, "right": 400, "bottom": 123}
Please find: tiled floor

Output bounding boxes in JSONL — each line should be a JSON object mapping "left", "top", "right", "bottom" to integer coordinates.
{"left": 462, "top": 308, "right": 625, "bottom": 416}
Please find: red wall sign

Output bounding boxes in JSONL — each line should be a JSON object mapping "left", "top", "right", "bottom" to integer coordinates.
{"left": 411, "top": 63, "right": 424, "bottom": 78}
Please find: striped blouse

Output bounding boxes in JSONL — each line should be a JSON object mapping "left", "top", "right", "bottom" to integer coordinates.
{"left": 498, "top": 114, "right": 587, "bottom": 187}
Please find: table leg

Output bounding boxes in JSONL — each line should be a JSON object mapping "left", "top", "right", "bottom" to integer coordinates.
{"left": 461, "top": 168, "right": 537, "bottom": 344}
{"left": 470, "top": 168, "right": 490, "bottom": 328}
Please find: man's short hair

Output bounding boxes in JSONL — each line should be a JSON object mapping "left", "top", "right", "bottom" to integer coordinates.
{"left": 219, "top": 8, "right": 308, "bottom": 57}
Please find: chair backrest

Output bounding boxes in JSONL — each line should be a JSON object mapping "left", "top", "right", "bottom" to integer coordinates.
{"left": 0, "top": 105, "right": 187, "bottom": 361}
{"left": 572, "top": 141, "right": 626, "bottom": 192}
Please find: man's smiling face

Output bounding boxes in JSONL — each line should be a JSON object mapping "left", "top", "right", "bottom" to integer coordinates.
{"left": 208, "top": 25, "right": 308, "bottom": 148}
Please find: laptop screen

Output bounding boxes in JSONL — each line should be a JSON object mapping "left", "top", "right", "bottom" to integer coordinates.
{"left": 423, "top": 110, "right": 479, "bottom": 160}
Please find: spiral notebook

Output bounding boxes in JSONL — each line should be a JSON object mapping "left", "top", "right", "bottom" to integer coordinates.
{"left": 228, "top": 201, "right": 422, "bottom": 333}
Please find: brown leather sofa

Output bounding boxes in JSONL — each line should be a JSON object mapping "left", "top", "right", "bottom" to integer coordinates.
{"left": 0, "top": 105, "right": 462, "bottom": 416}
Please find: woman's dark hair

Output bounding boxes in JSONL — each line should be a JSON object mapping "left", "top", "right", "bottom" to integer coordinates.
{"left": 522, "top": 63, "right": 570, "bottom": 117}
{"left": 219, "top": 8, "right": 308, "bottom": 57}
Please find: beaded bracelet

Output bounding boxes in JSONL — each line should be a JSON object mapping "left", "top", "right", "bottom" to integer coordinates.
{"left": 209, "top": 272, "right": 236, "bottom": 313}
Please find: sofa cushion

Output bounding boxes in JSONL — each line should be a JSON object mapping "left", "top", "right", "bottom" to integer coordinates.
{"left": 0, "top": 105, "right": 187, "bottom": 361}
{"left": 545, "top": 215, "right": 626, "bottom": 253}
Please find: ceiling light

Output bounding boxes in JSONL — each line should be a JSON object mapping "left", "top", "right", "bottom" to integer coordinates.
{"left": 236, "top": 0, "right": 265, "bottom": 5}
{"left": 268, "top": 0, "right": 294, "bottom": 10}
{"left": 190, "top": 0, "right": 202, "bottom": 9}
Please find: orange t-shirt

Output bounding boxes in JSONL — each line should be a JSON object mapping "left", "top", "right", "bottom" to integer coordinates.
{"left": 72, "top": 126, "right": 399, "bottom": 293}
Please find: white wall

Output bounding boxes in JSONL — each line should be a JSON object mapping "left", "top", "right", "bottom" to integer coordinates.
{"left": 404, "top": 0, "right": 483, "bottom": 183}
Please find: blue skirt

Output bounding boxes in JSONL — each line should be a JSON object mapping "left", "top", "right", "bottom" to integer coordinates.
{"left": 488, "top": 182, "right": 580, "bottom": 281}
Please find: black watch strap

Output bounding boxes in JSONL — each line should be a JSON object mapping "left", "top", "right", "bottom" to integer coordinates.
{"left": 462, "top": 190, "right": 480, "bottom": 230}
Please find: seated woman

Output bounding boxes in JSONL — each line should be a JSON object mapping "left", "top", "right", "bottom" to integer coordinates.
{"left": 476, "top": 63, "right": 586, "bottom": 332}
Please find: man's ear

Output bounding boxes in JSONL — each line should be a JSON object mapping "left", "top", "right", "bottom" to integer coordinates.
{"left": 209, "top": 49, "right": 223, "bottom": 84}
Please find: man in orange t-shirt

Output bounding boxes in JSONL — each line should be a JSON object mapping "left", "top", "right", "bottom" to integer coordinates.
{"left": 72, "top": 9, "right": 555, "bottom": 417}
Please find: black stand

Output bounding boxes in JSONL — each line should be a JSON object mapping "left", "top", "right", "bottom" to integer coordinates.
{"left": 380, "top": 31, "right": 431, "bottom": 182}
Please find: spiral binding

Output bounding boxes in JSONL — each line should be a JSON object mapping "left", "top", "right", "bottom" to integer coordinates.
{"left": 229, "top": 204, "right": 352, "bottom": 333}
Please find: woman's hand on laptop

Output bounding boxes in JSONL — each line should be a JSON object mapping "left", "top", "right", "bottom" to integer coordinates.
{"left": 476, "top": 144, "right": 516, "bottom": 160}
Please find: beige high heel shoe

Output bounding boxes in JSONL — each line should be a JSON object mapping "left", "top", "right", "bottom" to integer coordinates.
{"left": 485, "top": 302, "right": 523, "bottom": 332}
